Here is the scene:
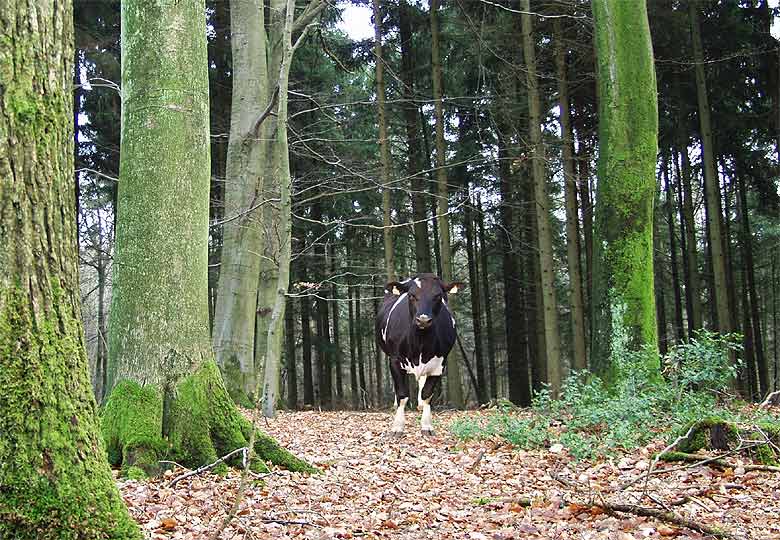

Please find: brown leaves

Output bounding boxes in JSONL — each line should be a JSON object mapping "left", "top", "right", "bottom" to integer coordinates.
{"left": 115, "top": 410, "right": 780, "bottom": 539}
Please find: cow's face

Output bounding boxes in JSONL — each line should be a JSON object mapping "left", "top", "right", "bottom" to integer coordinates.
{"left": 385, "top": 275, "right": 464, "bottom": 330}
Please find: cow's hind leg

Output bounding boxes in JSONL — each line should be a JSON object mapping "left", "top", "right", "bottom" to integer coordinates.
{"left": 419, "top": 375, "right": 441, "bottom": 436}
{"left": 389, "top": 357, "right": 409, "bottom": 437}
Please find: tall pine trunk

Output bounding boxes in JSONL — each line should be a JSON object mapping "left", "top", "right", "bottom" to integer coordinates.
{"left": 0, "top": 2, "right": 140, "bottom": 534}
{"left": 477, "top": 195, "right": 498, "bottom": 399}
{"left": 591, "top": 0, "right": 659, "bottom": 380}
{"left": 372, "top": 0, "right": 396, "bottom": 282}
{"left": 104, "top": 0, "right": 312, "bottom": 476}
{"left": 554, "top": 19, "right": 587, "bottom": 372}
{"left": 400, "top": 0, "right": 432, "bottom": 273}
{"left": 689, "top": 1, "right": 732, "bottom": 335}
{"left": 431, "top": 0, "right": 463, "bottom": 406}
{"left": 521, "top": 0, "right": 561, "bottom": 395}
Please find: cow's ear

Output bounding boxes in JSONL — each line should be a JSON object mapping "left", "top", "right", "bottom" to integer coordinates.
{"left": 385, "top": 281, "right": 410, "bottom": 296}
{"left": 444, "top": 281, "right": 466, "bottom": 295}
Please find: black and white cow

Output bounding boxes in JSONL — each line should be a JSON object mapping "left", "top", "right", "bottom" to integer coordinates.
{"left": 375, "top": 274, "right": 464, "bottom": 436}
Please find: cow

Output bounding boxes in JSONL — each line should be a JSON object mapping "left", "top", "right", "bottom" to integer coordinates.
{"left": 375, "top": 274, "right": 464, "bottom": 437}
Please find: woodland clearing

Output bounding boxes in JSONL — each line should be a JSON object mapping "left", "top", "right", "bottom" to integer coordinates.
{"left": 118, "top": 410, "right": 780, "bottom": 539}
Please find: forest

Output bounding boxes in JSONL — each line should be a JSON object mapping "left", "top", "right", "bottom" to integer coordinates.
{"left": 2, "top": 0, "right": 780, "bottom": 538}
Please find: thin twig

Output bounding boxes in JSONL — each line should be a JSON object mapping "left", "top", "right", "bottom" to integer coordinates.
{"left": 168, "top": 447, "right": 248, "bottom": 488}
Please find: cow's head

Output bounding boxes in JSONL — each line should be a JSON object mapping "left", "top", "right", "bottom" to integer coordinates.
{"left": 385, "top": 274, "right": 465, "bottom": 330}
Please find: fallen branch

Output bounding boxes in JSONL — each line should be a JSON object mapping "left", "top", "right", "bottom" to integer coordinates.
{"left": 601, "top": 502, "right": 731, "bottom": 538}
{"left": 167, "top": 447, "right": 248, "bottom": 488}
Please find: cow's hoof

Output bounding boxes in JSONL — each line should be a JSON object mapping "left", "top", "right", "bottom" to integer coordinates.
{"left": 389, "top": 431, "right": 404, "bottom": 439}
{"left": 421, "top": 429, "right": 435, "bottom": 437}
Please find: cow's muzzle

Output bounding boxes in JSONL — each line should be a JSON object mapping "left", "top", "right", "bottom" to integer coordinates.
{"left": 415, "top": 314, "right": 432, "bottom": 329}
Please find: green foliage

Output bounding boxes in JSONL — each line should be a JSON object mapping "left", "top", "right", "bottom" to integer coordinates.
{"left": 451, "top": 333, "right": 748, "bottom": 460}
{"left": 663, "top": 330, "right": 742, "bottom": 396}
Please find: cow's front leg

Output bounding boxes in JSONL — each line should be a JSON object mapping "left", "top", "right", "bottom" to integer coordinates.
{"left": 389, "top": 357, "right": 409, "bottom": 437}
{"left": 419, "top": 375, "right": 441, "bottom": 436}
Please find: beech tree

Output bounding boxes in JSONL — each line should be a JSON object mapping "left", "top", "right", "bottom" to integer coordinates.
{"left": 591, "top": 0, "right": 660, "bottom": 379}
{"left": 102, "top": 0, "right": 312, "bottom": 476}
{"left": 0, "top": 2, "right": 140, "bottom": 536}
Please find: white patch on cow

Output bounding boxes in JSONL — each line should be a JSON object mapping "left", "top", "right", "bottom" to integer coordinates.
{"left": 382, "top": 292, "right": 408, "bottom": 342}
{"left": 391, "top": 397, "right": 408, "bottom": 433}
{"left": 417, "top": 375, "right": 428, "bottom": 410}
{"left": 401, "top": 355, "right": 444, "bottom": 379}
{"left": 414, "top": 277, "right": 422, "bottom": 288}
{"left": 420, "top": 398, "right": 433, "bottom": 431}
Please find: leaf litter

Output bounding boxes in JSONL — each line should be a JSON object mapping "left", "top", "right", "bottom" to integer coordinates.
{"left": 118, "top": 410, "right": 780, "bottom": 539}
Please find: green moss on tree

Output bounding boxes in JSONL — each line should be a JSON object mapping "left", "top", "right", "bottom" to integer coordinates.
{"left": 102, "top": 360, "right": 318, "bottom": 476}
{"left": 591, "top": 0, "right": 659, "bottom": 381}
{"left": 0, "top": 1, "right": 141, "bottom": 534}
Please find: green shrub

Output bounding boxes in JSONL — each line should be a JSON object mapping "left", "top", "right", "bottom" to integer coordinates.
{"left": 450, "top": 331, "right": 749, "bottom": 461}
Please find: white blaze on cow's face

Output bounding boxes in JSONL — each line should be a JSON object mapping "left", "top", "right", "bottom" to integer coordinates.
{"left": 384, "top": 275, "right": 465, "bottom": 331}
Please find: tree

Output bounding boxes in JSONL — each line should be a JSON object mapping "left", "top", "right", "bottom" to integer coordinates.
{"left": 211, "top": 0, "right": 270, "bottom": 406}
{"left": 521, "top": 0, "right": 562, "bottom": 396}
{"left": 373, "top": 0, "right": 396, "bottom": 283}
{"left": 431, "top": 0, "right": 464, "bottom": 407}
{"left": 554, "top": 18, "right": 587, "bottom": 372}
{"left": 0, "top": 1, "right": 140, "bottom": 535}
{"left": 591, "top": 0, "right": 660, "bottom": 379}
{"left": 688, "top": 0, "right": 732, "bottom": 335}
{"left": 103, "top": 0, "right": 312, "bottom": 476}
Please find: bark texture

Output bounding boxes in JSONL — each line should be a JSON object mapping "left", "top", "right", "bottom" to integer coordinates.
{"left": 431, "top": 0, "right": 464, "bottom": 407}
{"left": 521, "top": 0, "right": 562, "bottom": 396}
{"left": 689, "top": 1, "right": 731, "bottom": 335}
{"left": 104, "top": 0, "right": 312, "bottom": 474}
{"left": 0, "top": 2, "right": 140, "bottom": 536}
{"left": 211, "top": 0, "right": 268, "bottom": 406}
{"left": 591, "top": 0, "right": 660, "bottom": 380}
{"left": 372, "top": 0, "right": 396, "bottom": 283}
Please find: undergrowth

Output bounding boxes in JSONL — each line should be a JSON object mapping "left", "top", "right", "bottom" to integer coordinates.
{"left": 449, "top": 331, "right": 774, "bottom": 460}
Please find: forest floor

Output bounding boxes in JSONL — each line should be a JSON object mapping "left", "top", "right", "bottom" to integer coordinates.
{"left": 119, "top": 409, "right": 780, "bottom": 540}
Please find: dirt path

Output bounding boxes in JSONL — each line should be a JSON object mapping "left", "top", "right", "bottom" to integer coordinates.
{"left": 121, "top": 410, "right": 779, "bottom": 539}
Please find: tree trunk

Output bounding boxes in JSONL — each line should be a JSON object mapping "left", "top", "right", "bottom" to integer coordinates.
{"left": 591, "top": 0, "right": 659, "bottom": 381}
{"left": 356, "top": 280, "right": 367, "bottom": 407}
{"left": 521, "top": 0, "right": 561, "bottom": 396}
{"left": 301, "top": 283, "right": 315, "bottom": 406}
{"left": 372, "top": 0, "right": 395, "bottom": 282}
{"left": 431, "top": 0, "right": 463, "bottom": 407}
{"left": 285, "top": 291, "right": 298, "bottom": 409}
{"left": 477, "top": 195, "right": 498, "bottom": 399}
{"left": 348, "top": 276, "right": 359, "bottom": 409}
{"left": 465, "top": 192, "right": 487, "bottom": 403}
{"left": 211, "top": 0, "right": 268, "bottom": 406}
{"left": 736, "top": 162, "right": 768, "bottom": 396}
{"left": 664, "top": 153, "right": 686, "bottom": 343}
{"left": 554, "top": 19, "right": 587, "bottom": 372}
{"left": 330, "top": 244, "right": 343, "bottom": 400}
{"left": 400, "top": 0, "right": 432, "bottom": 273}
{"left": 689, "top": 1, "right": 732, "bottom": 335}
{"left": 373, "top": 278, "right": 384, "bottom": 406}
{"left": 499, "top": 135, "right": 531, "bottom": 406}
{"left": 675, "top": 120, "right": 703, "bottom": 333}
{"left": 0, "top": 2, "right": 141, "bottom": 534}
{"left": 104, "top": 0, "right": 312, "bottom": 476}
{"left": 654, "top": 191, "right": 669, "bottom": 356}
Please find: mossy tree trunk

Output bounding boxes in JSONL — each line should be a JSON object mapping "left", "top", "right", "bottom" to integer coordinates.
{"left": 0, "top": 2, "right": 140, "bottom": 536}
{"left": 591, "top": 0, "right": 660, "bottom": 381}
{"left": 104, "top": 0, "right": 313, "bottom": 476}
{"left": 431, "top": 0, "right": 464, "bottom": 407}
